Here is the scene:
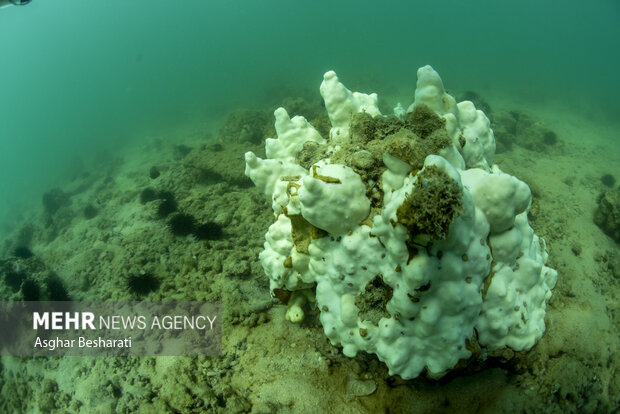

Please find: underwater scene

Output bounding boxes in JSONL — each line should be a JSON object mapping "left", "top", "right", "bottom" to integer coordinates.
{"left": 0, "top": 0, "right": 618, "bottom": 413}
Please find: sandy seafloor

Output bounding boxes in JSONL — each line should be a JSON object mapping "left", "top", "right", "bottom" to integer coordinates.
{"left": 0, "top": 85, "right": 618, "bottom": 414}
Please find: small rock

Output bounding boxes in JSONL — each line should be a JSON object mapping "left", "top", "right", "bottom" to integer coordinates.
{"left": 594, "top": 188, "right": 620, "bottom": 242}
{"left": 150, "top": 166, "right": 160, "bottom": 179}
{"left": 346, "top": 373, "right": 377, "bottom": 397}
{"left": 600, "top": 173, "right": 615, "bottom": 187}
{"left": 350, "top": 150, "right": 375, "bottom": 170}
{"left": 571, "top": 243, "right": 582, "bottom": 256}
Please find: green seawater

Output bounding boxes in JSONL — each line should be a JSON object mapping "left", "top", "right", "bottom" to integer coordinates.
{"left": 1, "top": 0, "right": 619, "bottom": 233}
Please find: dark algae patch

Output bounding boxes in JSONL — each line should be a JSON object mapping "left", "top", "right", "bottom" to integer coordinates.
{"left": 127, "top": 273, "right": 160, "bottom": 296}
{"left": 397, "top": 165, "right": 463, "bottom": 241}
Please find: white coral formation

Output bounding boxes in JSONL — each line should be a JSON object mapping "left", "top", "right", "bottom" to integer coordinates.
{"left": 244, "top": 65, "right": 557, "bottom": 379}
{"left": 266, "top": 107, "right": 325, "bottom": 161}
{"left": 299, "top": 162, "right": 370, "bottom": 234}
{"left": 320, "top": 70, "right": 381, "bottom": 141}
{"left": 259, "top": 214, "right": 311, "bottom": 292}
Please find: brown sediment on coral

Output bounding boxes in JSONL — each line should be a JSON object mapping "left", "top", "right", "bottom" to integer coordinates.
{"left": 349, "top": 112, "right": 404, "bottom": 144}
{"left": 396, "top": 165, "right": 463, "bottom": 241}
{"left": 294, "top": 104, "right": 456, "bottom": 229}
{"left": 289, "top": 214, "right": 327, "bottom": 254}
{"left": 403, "top": 104, "right": 446, "bottom": 139}
{"left": 355, "top": 274, "right": 393, "bottom": 326}
{"left": 296, "top": 140, "right": 327, "bottom": 170}
{"left": 311, "top": 165, "right": 342, "bottom": 183}
{"left": 383, "top": 127, "right": 452, "bottom": 171}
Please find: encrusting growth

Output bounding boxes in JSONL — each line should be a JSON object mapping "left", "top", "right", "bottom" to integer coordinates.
{"left": 396, "top": 165, "right": 463, "bottom": 241}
